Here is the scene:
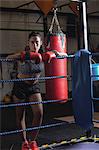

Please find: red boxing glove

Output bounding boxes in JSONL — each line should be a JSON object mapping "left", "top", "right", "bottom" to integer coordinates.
{"left": 21, "top": 51, "right": 26, "bottom": 61}
{"left": 42, "top": 51, "right": 56, "bottom": 63}
{"left": 30, "top": 52, "right": 42, "bottom": 63}
{"left": 21, "top": 51, "right": 30, "bottom": 61}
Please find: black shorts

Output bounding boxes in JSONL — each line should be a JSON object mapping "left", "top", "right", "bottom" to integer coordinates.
{"left": 12, "top": 80, "right": 40, "bottom": 100}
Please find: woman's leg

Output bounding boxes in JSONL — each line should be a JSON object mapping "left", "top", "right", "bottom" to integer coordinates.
{"left": 13, "top": 95, "right": 27, "bottom": 142}
{"left": 28, "top": 93, "right": 43, "bottom": 141}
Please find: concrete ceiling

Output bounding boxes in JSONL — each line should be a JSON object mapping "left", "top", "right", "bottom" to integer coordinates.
{"left": 0, "top": 0, "right": 99, "bottom": 15}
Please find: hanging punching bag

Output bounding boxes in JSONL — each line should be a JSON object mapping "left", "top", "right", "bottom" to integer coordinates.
{"left": 45, "top": 32, "right": 68, "bottom": 102}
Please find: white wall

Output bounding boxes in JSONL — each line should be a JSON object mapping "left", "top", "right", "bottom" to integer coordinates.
{"left": 0, "top": 12, "right": 44, "bottom": 54}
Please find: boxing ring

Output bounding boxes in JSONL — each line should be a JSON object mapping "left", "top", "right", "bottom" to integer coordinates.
{"left": 0, "top": 52, "right": 99, "bottom": 150}
{"left": 0, "top": 1, "right": 99, "bottom": 149}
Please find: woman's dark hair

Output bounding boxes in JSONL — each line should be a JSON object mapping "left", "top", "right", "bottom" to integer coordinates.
{"left": 28, "top": 31, "right": 42, "bottom": 40}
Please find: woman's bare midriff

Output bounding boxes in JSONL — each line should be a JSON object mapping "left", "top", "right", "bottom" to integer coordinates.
{"left": 17, "top": 73, "right": 40, "bottom": 84}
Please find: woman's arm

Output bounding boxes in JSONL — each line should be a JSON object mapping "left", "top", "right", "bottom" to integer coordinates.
{"left": 7, "top": 52, "right": 21, "bottom": 59}
{"left": 51, "top": 50, "right": 68, "bottom": 57}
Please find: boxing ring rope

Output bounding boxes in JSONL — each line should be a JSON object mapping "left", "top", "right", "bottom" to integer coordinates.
{"left": 0, "top": 99, "right": 71, "bottom": 108}
{"left": 0, "top": 54, "right": 74, "bottom": 62}
{"left": 0, "top": 75, "right": 67, "bottom": 83}
{"left": 0, "top": 122, "right": 66, "bottom": 136}
{"left": 0, "top": 52, "right": 99, "bottom": 62}
{"left": 0, "top": 74, "right": 98, "bottom": 84}
{"left": 0, "top": 52, "right": 99, "bottom": 148}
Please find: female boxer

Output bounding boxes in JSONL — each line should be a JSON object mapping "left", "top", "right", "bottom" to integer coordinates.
{"left": 7, "top": 32, "right": 43, "bottom": 150}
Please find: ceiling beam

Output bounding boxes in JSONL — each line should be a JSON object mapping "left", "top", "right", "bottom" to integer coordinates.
{"left": 0, "top": 7, "right": 99, "bottom": 19}
{"left": 15, "top": 1, "right": 34, "bottom": 9}
{"left": 0, "top": 7, "right": 43, "bottom": 14}
{"left": 0, "top": 7, "right": 71, "bottom": 16}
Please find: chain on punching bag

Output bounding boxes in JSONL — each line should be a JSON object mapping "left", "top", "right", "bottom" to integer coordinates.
{"left": 45, "top": 8, "right": 68, "bottom": 102}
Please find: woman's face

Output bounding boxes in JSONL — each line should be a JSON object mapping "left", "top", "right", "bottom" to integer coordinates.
{"left": 28, "top": 36, "right": 42, "bottom": 52}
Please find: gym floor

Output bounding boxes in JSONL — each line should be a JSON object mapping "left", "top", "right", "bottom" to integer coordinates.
{"left": 1, "top": 112, "right": 99, "bottom": 150}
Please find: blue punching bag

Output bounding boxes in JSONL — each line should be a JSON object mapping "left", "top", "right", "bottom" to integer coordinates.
{"left": 72, "top": 49, "right": 93, "bottom": 130}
